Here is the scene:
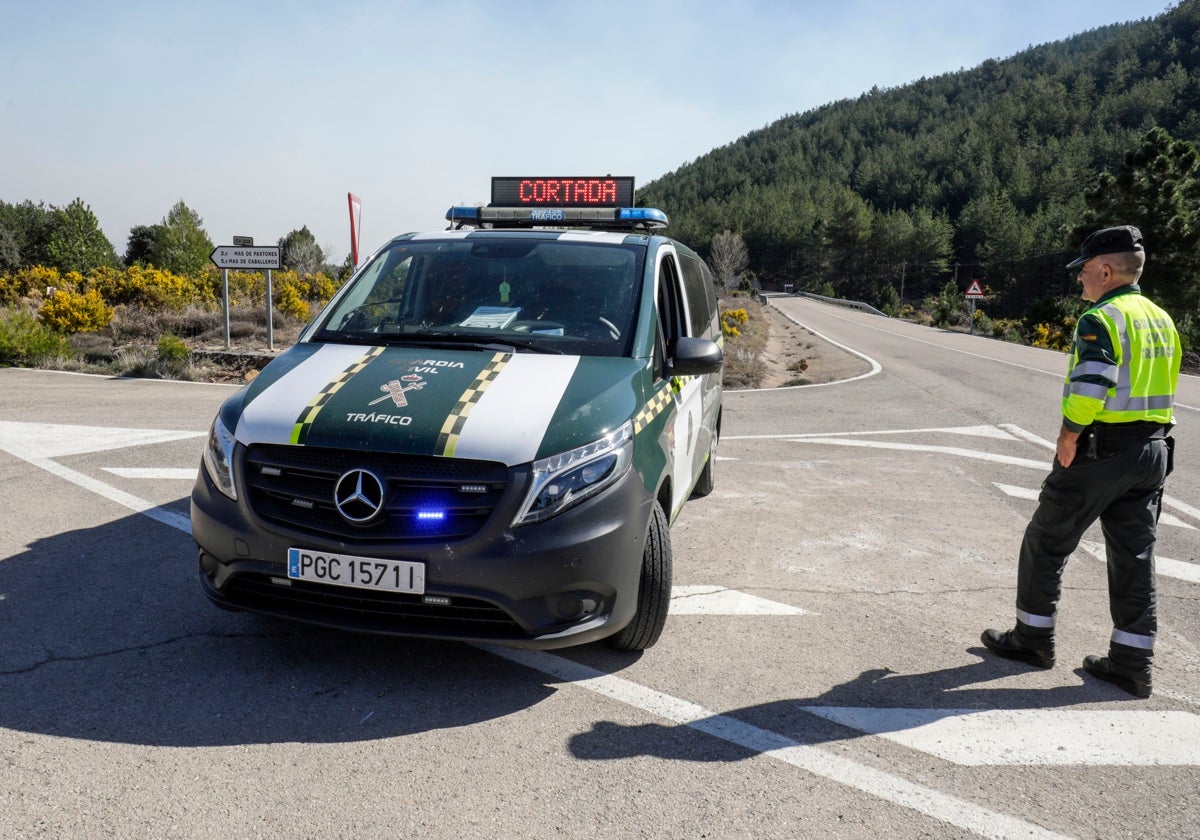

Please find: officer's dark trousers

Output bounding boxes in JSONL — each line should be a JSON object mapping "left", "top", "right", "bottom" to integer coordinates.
{"left": 1015, "top": 435, "right": 1169, "bottom": 670}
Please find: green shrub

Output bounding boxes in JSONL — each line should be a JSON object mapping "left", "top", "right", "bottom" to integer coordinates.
{"left": 876, "top": 283, "right": 901, "bottom": 316}
{"left": 990, "top": 318, "right": 1025, "bottom": 343}
{"left": 0, "top": 309, "right": 73, "bottom": 365}
{"left": 157, "top": 333, "right": 190, "bottom": 362}
{"left": 930, "top": 280, "right": 964, "bottom": 327}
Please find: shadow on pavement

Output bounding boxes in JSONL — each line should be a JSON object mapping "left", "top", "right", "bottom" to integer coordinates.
{"left": 0, "top": 511, "right": 557, "bottom": 747}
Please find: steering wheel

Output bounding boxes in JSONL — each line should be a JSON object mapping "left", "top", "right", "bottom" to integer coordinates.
{"left": 598, "top": 317, "right": 621, "bottom": 340}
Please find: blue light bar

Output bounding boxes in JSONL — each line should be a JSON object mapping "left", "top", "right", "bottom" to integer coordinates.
{"left": 416, "top": 509, "right": 446, "bottom": 521}
{"left": 446, "top": 206, "right": 481, "bottom": 223}
{"left": 445, "top": 205, "right": 668, "bottom": 230}
{"left": 617, "top": 208, "right": 669, "bottom": 226}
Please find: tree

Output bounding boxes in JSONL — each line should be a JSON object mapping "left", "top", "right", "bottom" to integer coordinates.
{"left": 1081, "top": 126, "right": 1200, "bottom": 319}
{"left": 124, "top": 224, "right": 159, "bottom": 267}
{"left": 0, "top": 223, "right": 20, "bottom": 273}
{"left": 44, "top": 198, "right": 118, "bottom": 274}
{"left": 708, "top": 230, "right": 749, "bottom": 291}
{"left": 149, "top": 200, "right": 213, "bottom": 276}
{"left": 0, "top": 200, "right": 56, "bottom": 269}
{"left": 278, "top": 226, "right": 327, "bottom": 275}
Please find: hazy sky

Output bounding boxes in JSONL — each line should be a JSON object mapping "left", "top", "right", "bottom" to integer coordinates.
{"left": 1, "top": 0, "right": 1174, "bottom": 265}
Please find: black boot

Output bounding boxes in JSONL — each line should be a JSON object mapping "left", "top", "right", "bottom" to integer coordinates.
{"left": 980, "top": 628, "right": 1055, "bottom": 668}
{"left": 1082, "top": 655, "right": 1152, "bottom": 698}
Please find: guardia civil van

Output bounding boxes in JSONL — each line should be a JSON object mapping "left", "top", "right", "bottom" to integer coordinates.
{"left": 191, "top": 176, "right": 723, "bottom": 650}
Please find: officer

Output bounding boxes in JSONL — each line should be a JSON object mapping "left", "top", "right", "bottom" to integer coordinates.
{"left": 981, "top": 225, "right": 1180, "bottom": 698}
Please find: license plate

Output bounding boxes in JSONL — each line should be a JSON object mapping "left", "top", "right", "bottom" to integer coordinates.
{"left": 287, "top": 548, "right": 425, "bottom": 594}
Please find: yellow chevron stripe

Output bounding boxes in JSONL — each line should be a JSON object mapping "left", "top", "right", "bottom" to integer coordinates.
{"left": 633, "top": 384, "right": 675, "bottom": 435}
{"left": 289, "top": 346, "right": 385, "bottom": 444}
{"left": 437, "top": 352, "right": 510, "bottom": 456}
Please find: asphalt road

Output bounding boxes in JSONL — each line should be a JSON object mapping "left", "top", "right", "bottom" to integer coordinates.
{"left": 1, "top": 295, "right": 1198, "bottom": 839}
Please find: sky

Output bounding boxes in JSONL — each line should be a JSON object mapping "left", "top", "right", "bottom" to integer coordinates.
{"left": 0, "top": 0, "right": 1177, "bottom": 266}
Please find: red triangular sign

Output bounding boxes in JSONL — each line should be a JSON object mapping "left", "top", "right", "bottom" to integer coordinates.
{"left": 965, "top": 279, "right": 984, "bottom": 297}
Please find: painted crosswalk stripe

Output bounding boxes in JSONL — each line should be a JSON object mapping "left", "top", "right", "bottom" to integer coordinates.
{"left": 103, "top": 468, "right": 198, "bottom": 480}
{"left": 802, "top": 707, "right": 1200, "bottom": 766}
{"left": 483, "top": 645, "right": 1071, "bottom": 840}
{"left": 671, "top": 585, "right": 807, "bottom": 615}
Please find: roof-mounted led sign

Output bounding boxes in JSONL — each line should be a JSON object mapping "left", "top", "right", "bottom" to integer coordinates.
{"left": 490, "top": 176, "right": 635, "bottom": 208}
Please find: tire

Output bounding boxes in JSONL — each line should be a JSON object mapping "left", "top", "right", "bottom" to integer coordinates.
{"left": 690, "top": 427, "right": 718, "bottom": 498}
{"left": 607, "top": 500, "right": 672, "bottom": 651}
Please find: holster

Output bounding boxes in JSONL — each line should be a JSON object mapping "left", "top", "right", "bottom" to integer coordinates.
{"left": 1080, "top": 426, "right": 1100, "bottom": 460}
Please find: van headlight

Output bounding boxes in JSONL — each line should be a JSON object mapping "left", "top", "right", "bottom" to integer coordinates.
{"left": 514, "top": 421, "right": 633, "bottom": 526}
{"left": 202, "top": 415, "right": 238, "bottom": 500}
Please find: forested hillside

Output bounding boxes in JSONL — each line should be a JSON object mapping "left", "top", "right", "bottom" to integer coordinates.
{"left": 639, "top": 0, "right": 1200, "bottom": 349}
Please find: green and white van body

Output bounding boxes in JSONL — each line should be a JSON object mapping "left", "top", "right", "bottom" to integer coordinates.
{"left": 192, "top": 194, "right": 722, "bottom": 650}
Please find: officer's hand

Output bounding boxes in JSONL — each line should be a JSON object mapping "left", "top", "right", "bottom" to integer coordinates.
{"left": 1056, "top": 425, "right": 1079, "bottom": 468}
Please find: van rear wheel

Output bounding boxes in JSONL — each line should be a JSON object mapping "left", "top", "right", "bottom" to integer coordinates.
{"left": 607, "top": 500, "right": 672, "bottom": 651}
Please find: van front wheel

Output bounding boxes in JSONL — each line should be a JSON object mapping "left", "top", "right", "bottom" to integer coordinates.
{"left": 606, "top": 500, "right": 672, "bottom": 651}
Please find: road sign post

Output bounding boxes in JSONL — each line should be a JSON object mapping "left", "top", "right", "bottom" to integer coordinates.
{"left": 964, "top": 279, "right": 985, "bottom": 335}
{"left": 210, "top": 245, "right": 282, "bottom": 351}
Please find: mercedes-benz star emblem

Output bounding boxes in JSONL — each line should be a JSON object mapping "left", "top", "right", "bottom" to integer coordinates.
{"left": 334, "top": 469, "right": 385, "bottom": 523}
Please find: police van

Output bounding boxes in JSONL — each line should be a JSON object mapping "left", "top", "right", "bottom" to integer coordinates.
{"left": 191, "top": 176, "right": 723, "bottom": 650}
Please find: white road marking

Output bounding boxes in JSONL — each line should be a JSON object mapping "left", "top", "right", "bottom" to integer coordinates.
{"left": 726, "top": 423, "right": 1022, "bottom": 442}
{"left": 0, "top": 420, "right": 203, "bottom": 460}
{"left": 802, "top": 708, "right": 1200, "bottom": 766}
{"left": 670, "top": 585, "right": 808, "bottom": 615}
{"left": 747, "top": 423, "right": 1200, "bottom": 526}
{"left": 997, "top": 423, "right": 1055, "bottom": 450}
{"left": 795, "top": 437, "right": 1050, "bottom": 469}
{"left": 7, "top": 416, "right": 1199, "bottom": 827}
{"left": 103, "top": 467, "right": 199, "bottom": 480}
{"left": 482, "top": 645, "right": 1071, "bottom": 840}
{"left": 994, "top": 483, "right": 1195, "bottom": 530}
{"left": 996, "top": 425, "right": 1200, "bottom": 523}
{"left": 0, "top": 421, "right": 197, "bottom": 531}
{"left": 994, "top": 482, "right": 1040, "bottom": 501}
{"left": 23, "top": 455, "right": 192, "bottom": 532}
{"left": 1079, "top": 539, "right": 1200, "bottom": 585}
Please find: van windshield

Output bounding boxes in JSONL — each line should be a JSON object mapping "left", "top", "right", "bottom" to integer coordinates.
{"left": 311, "top": 238, "right": 646, "bottom": 357}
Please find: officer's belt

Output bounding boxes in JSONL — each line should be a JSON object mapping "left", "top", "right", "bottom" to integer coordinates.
{"left": 1091, "top": 422, "right": 1170, "bottom": 441}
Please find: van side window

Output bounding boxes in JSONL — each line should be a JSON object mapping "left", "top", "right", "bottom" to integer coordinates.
{"left": 653, "top": 255, "right": 686, "bottom": 381}
{"left": 679, "top": 253, "right": 718, "bottom": 337}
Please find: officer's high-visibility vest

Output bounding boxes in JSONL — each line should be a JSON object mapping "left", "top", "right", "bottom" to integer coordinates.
{"left": 1062, "top": 288, "right": 1180, "bottom": 427}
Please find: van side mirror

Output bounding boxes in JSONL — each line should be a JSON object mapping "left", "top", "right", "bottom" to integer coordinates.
{"left": 667, "top": 336, "right": 723, "bottom": 377}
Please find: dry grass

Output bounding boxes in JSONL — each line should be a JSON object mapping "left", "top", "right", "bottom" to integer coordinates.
{"left": 719, "top": 295, "right": 769, "bottom": 389}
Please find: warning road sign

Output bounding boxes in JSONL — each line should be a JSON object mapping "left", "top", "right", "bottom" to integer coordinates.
{"left": 965, "top": 279, "right": 985, "bottom": 298}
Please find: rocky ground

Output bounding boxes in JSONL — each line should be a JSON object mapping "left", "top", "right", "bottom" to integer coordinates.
{"left": 754, "top": 302, "right": 873, "bottom": 388}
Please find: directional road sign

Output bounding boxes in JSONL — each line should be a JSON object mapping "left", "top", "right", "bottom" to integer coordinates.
{"left": 210, "top": 245, "right": 281, "bottom": 270}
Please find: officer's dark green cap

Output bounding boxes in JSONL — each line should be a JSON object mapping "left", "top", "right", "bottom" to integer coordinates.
{"left": 1066, "top": 225, "right": 1143, "bottom": 269}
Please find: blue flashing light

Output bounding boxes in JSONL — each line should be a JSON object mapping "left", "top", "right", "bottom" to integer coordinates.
{"left": 446, "top": 206, "right": 481, "bottom": 222}
{"left": 416, "top": 509, "right": 447, "bottom": 522}
{"left": 617, "top": 208, "right": 669, "bottom": 227}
